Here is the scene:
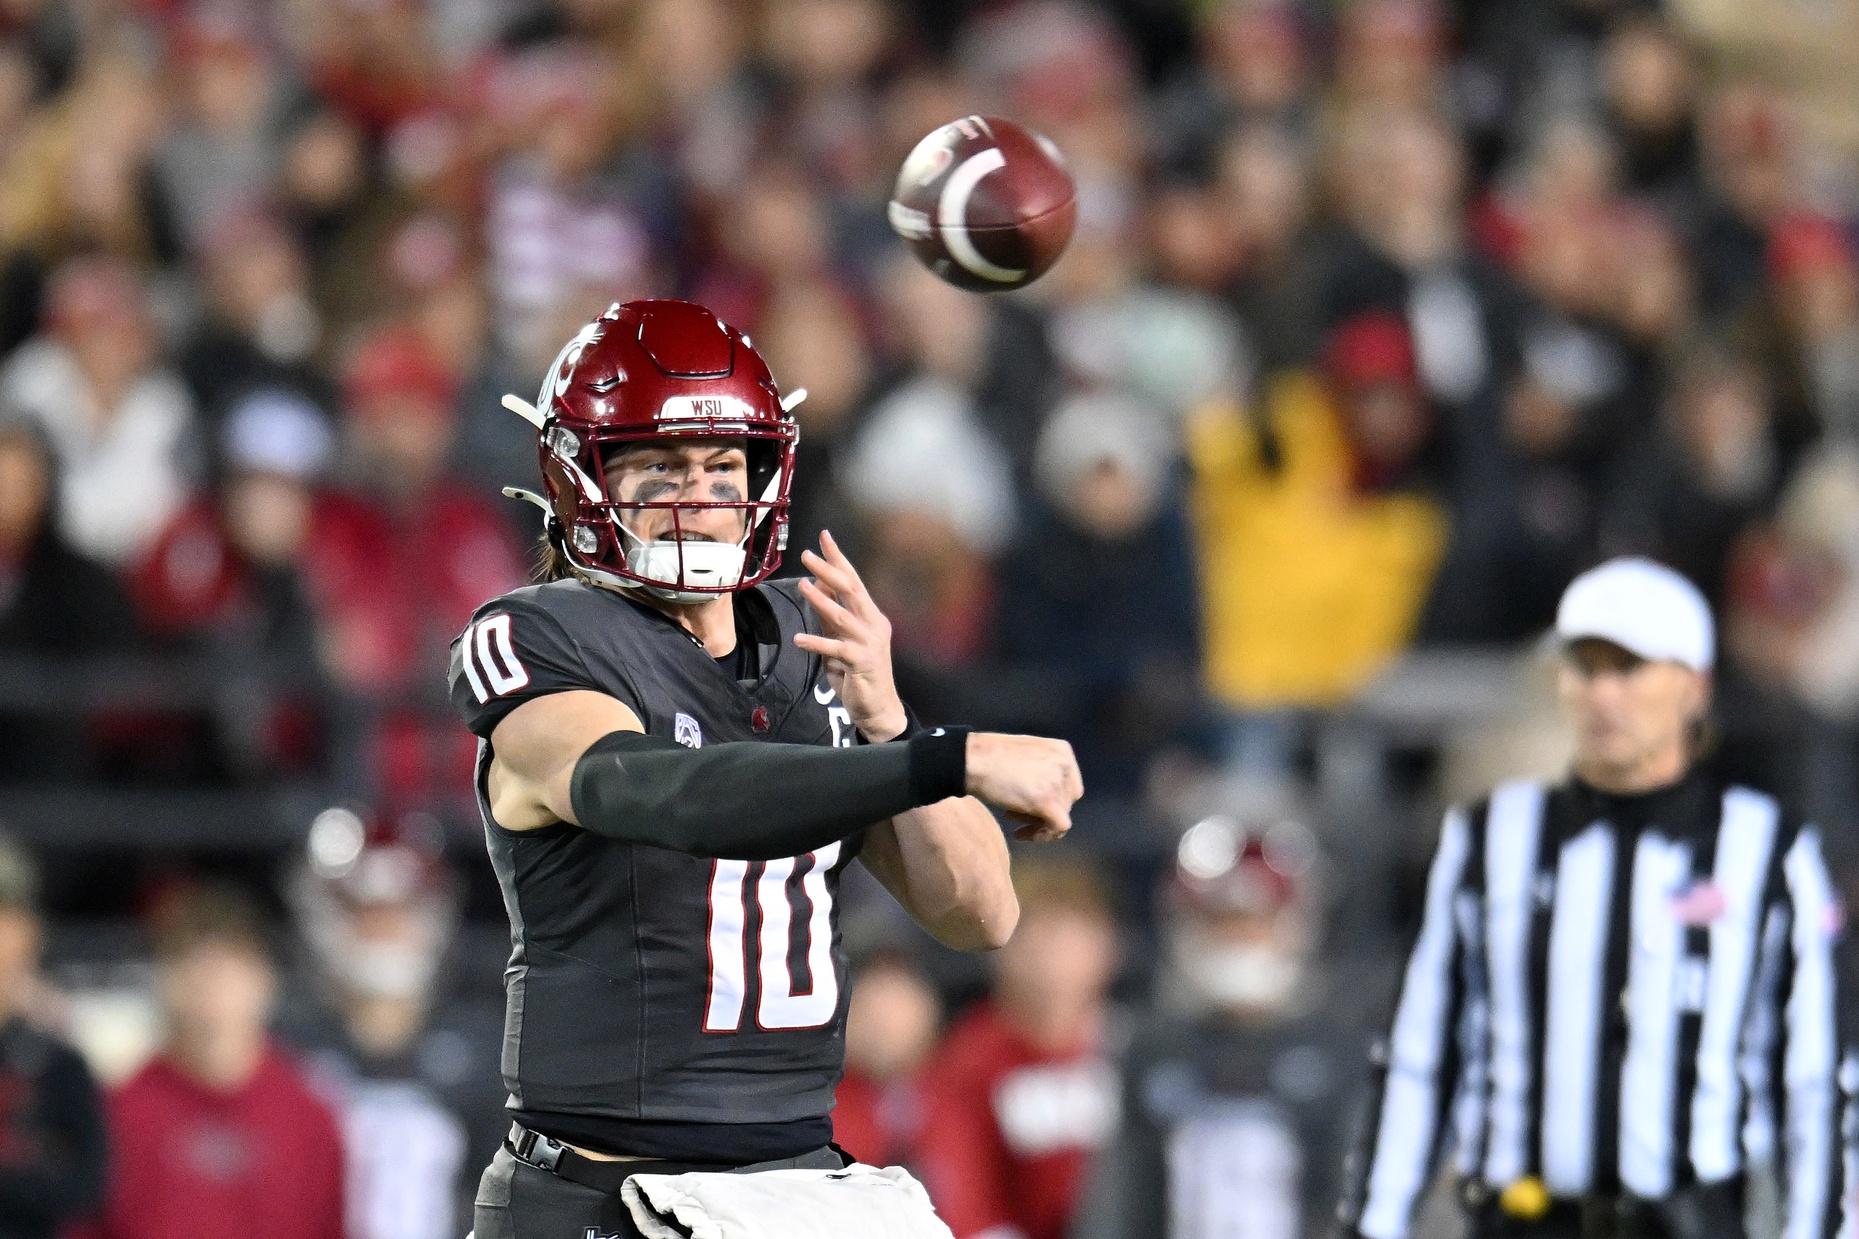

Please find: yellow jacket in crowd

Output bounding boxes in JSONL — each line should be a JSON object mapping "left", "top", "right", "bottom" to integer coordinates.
{"left": 1188, "top": 371, "right": 1448, "bottom": 709}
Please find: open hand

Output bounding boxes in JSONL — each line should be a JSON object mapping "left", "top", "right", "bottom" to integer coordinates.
{"left": 792, "top": 531, "right": 909, "bottom": 742}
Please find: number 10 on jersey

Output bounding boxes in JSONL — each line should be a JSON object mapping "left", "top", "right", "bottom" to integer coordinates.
{"left": 704, "top": 842, "right": 841, "bottom": 1031}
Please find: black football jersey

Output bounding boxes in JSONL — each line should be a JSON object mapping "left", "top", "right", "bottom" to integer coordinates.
{"left": 447, "top": 576, "right": 868, "bottom": 1145}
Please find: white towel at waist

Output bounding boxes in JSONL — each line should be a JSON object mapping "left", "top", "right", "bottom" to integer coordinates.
{"left": 621, "top": 1163, "right": 955, "bottom": 1239}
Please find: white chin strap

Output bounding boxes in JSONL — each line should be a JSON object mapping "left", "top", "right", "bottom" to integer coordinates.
{"left": 629, "top": 539, "right": 748, "bottom": 593}
{"left": 614, "top": 520, "right": 750, "bottom": 601}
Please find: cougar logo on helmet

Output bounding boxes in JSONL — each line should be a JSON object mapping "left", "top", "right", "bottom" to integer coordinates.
{"left": 541, "top": 318, "right": 606, "bottom": 412}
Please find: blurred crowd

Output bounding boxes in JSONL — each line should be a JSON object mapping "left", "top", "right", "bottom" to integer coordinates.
{"left": 0, "top": 0, "right": 1856, "bottom": 1235}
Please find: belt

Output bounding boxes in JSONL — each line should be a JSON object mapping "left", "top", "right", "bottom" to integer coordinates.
{"left": 505, "top": 1123, "right": 719, "bottom": 1194}
{"left": 504, "top": 1122, "right": 846, "bottom": 1195}
{"left": 1461, "top": 1177, "right": 1745, "bottom": 1239}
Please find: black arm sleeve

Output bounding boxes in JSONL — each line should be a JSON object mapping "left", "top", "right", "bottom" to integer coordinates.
{"left": 569, "top": 728, "right": 970, "bottom": 860}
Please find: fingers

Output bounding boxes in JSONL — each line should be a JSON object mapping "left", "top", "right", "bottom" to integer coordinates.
{"left": 792, "top": 631, "right": 850, "bottom": 661}
{"left": 799, "top": 549, "right": 863, "bottom": 607}
{"left": 1004, "top": 798, "right": 1071, "bottom": 844}
{"left": 796, "top": 576, "right": 859, "bottom": 634}
{"left": 804, "top": 535, "right": 882, "bottom": 621}
{"left": 819, "top": 529, "right": 864, "bottom": 584}
{"left": 1013, "top": 816, "right": 1071, "bottom": 843}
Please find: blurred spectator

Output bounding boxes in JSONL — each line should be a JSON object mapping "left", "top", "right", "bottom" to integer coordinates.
{"left": 303, "top": 0, "right": 444, "bottom": 139}
{"left": 917, "top": 855, "right": 1121, "bottom": 1239}
{"left": 124, "top": 390, "right": 334, "bottom": 779}
{"left": 1155, "top": 1, "right": 1312, "bottom": 166}
{"left": 154, "top": 10, "right": 293, "bottom": 257}
{"left": 1187, "top": 313, "right": 1446, "bottom": 725}
{"left": 1693, "top": 84, "right": 1799, "bottom": 317}
{"left": 1216, "top": 123, "right": 1326, "bottom": 373}
{"left": 1, "top": 256, "right": 197, "bottom": 568}
{"left": 1331, "top": 0, "right": 1449, "bottom": 117}
{"left": 86, "top": 885, "right": 344, "bottom": 1239}
{"left": 485, "top": 44, "right": 657, "bottom": 376}
{"left": 0, "top": 833, "right": 106, "bottom": 1239}
{"left": 1604, "top": 346, "right": 1782, "bottom": 606}
{"left": 1723, "top": 446, "right": 1859, "bottom": 723}
{"left": 1598, "top": 17, "right": 1702, "bottom": 210}
{"left": 1079, "top": 816, "right": 1359, "bottom": 1239}
{"left": 317, "top": 326, "right": 523, "bottom": 697}
{"left": 689, "top": 158, "right": 838, "bottom": 331}
{"left": 757, "top": 0, "right": 898, "bottom": 201}
{"left": 179, "top": 213, "right": 328, "bottom": 427}
{"left": 0, "top": 50, "right": 167, "bottom": 268}
{"left": 1740, "top": 212, "right": 1859, "bottom": 446}
{"left": 310, "top": 327, "right": 522, "bottom": 803}
{"left": 0, "top": 418, "right": 135, "bottom": 654}
{"left": 996, "top": 392, "right": 1202, "bottom": 793}
{"left": 289, "top": 816, "right": 501, "bottom": 1239}
{"left": 833, "top": 951, "right": 942, "bottom": 1170}
{"left": 1048, "top": 191, "right": 1247, "bottom": 422}
{"left": 130, "top": 389, "right": 332, "bottom": 661}
{"left": 843, "top": 374, "right": 1014, "bottom": 667}
{"left": 756, "top": 279, "right": 877, "bottom": 564}
{"left": 875, "top": 254, "right": 1059, "bottom": 474}
{"left": 0, "top": 418, "right": 136, "bottom": 782}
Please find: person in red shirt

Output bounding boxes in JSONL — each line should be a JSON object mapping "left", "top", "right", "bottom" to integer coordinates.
{"left": 311, "top": 327, "right": 524, "bottom": 802}
{"left": 85, "top": 885, "right": 345, "bottom": 1239}
{"left": 833, "top": 950, "right": 942, "bottom": 1169}
{"left": 916, "top": 856, "right": 1122, "bottom": 1239}
{"left": 131, "top": 388, "right": 334, "bottom": 653}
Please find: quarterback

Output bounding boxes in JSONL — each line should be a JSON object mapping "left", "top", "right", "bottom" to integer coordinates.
{"left": 448, "top": 299, "right": 1082, "bottom": 1237}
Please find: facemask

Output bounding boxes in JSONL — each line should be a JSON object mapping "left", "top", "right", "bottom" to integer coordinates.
{"left": 1182, "top": 943, "right": 1303, "bottom": 1012}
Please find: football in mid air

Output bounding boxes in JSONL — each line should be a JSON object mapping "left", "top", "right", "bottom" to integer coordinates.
{"left": 887, "top": 115, "right": 1076, "bottom": 293}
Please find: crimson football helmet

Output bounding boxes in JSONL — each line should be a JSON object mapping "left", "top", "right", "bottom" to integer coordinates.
{"left": 503, "top": 299, "right": 802, "bottom": 601}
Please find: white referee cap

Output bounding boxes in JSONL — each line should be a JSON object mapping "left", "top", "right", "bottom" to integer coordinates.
{"left": 1555, "top": 557, "right": 1714, "bottom": 671}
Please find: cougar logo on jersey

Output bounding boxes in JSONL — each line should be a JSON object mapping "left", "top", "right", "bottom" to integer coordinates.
{"left": 674, "top": 712, "right": 703, "bottom": 748}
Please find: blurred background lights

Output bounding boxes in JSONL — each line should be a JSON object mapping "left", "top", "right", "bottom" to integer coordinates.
{"left": 1263, "top": 819, "right": 1318, "bottom": 876}
{"left": 1178, "top": 816, "right": 1243, "bottom": 881}
{"left": 306, "top": 807, "right": 366, "bottom": 879}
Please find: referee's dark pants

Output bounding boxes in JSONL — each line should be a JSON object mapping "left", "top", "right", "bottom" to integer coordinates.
{"left": 1464, "top": 1179, "right": 1746, "bottom": 1239}
{"left": 473, "top": 1125, "right": 849, "bottom": 1239}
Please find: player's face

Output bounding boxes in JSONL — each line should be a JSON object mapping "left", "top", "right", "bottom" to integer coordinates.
{"left": 1558, "top": 638, "right": 1707, "bottom": 784}
{"left": 603, "top": 439, "right": 752, "bottom": 547}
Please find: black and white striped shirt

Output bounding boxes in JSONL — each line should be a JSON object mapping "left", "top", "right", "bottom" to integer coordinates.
{"left": 1344, "top": 771, "right": 1840, "bottom": 1239}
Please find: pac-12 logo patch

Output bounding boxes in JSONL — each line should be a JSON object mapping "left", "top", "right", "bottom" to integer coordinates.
{"left": 674, "top": 712, "right": 703, "bottom": 748}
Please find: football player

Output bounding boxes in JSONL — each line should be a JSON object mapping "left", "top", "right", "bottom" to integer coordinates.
{"left": 448, "top": 299, "right": 1082, "bottom": 1239}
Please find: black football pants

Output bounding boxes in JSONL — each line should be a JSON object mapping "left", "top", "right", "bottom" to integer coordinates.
{"left": 472, "top": 1143, "right": 847, "bottom": 1239}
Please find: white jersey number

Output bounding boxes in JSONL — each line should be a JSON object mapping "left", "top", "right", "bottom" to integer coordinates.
{"left": 459, "top": 614, "right": 531, "bottom": 703}
{"left": 704, "top": 842, "right": 841, "bottom": 1031}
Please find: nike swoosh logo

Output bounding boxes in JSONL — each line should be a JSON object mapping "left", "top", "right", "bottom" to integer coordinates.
{"left": 813, "top": 682, "right": 835, "bottom": 704}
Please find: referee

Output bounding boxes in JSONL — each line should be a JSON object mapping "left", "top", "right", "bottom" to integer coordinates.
{"left": 1339, "top": 558, "right": 1842, "bottom": 1239}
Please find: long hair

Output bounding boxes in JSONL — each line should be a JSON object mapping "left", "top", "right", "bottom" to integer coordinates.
{"left": 536, "top": 527, "right": 576, "bottom": 583}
